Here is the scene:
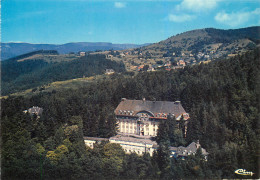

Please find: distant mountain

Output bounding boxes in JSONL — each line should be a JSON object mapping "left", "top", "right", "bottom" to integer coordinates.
{"left": 1, "top": 42, "right": 149, "bottom": 60}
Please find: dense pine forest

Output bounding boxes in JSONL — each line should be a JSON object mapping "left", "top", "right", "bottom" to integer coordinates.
{"left": 1, "top": 48, "right": 259, "bottom": 179}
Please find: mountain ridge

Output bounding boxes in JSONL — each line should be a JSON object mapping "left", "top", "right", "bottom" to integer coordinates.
{"left": 1, "top": 42, "right": 150, "bottom": 60}
{"left": 118, "top": 26, "right": 260, "bottom": 70}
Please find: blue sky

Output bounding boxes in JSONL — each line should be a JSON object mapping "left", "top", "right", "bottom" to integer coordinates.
{"left": 2, "top": 0, "right": 260, "bottom": 44}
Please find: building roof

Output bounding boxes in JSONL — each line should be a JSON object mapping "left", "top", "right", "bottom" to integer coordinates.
{"left": 84, "top": 135, "right": 157, "bottom": 146}
{"left": 115, "top": 98, "right": 187, "bottom": 119}
{"left": 171, "top": 141, "right": 209, "bottom": 157}
{"left": 84, "top": 137, "right": 109, "bottom": 141}
{"left": 109, "top": 135, "right": 158, "bottom": 146}
{"left": 106, "top": 69, "right": 115, "bottom": 72}
{"left": 28, "top": 106, "right": 43, "bottom": 115}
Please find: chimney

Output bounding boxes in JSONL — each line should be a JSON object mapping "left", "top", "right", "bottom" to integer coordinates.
{"left": 175, "top": 101, "right": 181, "bottom": 105}
{"left": 142, "top": 97, "right": 146, "bottom": 103}
{"left": 196, "top": 140, "right": 200, "bottom": 149}
{"left": 121, "top": 98, "right": 126, "bottom": 101}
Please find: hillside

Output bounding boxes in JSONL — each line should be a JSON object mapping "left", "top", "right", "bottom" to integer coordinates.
{"left": 1, "top": 42, "right": 149, "bottom": 60}
{"left": 2, "top": 47, "right": 259, "bottom": 179}
{"left": 99, "top": 26, "right": 260, "bottom": 70}
{"left": 2, "top": 26, "right": 259, "bottom": 95}
{"left": 1, "top": 54, "right": 125, "bottom": 95}
{"left": 145, "top": 26, "right": 260, "bottom": 55}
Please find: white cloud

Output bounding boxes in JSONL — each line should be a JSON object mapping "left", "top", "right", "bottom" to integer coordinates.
{"left": 167, "top": 14, "right": 194, "bottom": 22}
{"left": 114, "top": 2, "right": 126, "bottom": 8}
{"left": 215, "top": 8, "right": 260, "bottom": 27}
{"left": 252, "top": 8, "right": 260, "bottom": 15}
{"left": 176, "top": 0, "right": 219, "bottom": 12}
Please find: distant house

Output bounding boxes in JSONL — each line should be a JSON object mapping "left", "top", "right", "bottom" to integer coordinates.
{"left": 79, "top": 52, "right": 86, "bottom": 56}
{"left": 120, "top": 53, "right": 125, "bottom": 57}
{"left": 164, "top": 61, "right": 171, "bottom": 67}
{"left": 228, "top": 54, "right": 237, "bottom": 57}
{"left": 130, "top": 66, "right": 138, "bottom": 71}
{"left": 204, "top": 54, "right": 210, "bottom": 59}
{"left": 105, "top": 69, "right": 115, "bottom": 75}
{"left": 23, "top": 106, "right": 43, "bottom": 116}
{"left": 197, "top": 52, "right": 204, "bottom": 59}
{"left": 199, "top": 60, "right": 211, "bottom": 64}
{"left": 137, "top": 65, "right": 145, "bottom": 71}
{"left": 177, "top": 60, "right": 186, "bottom": 67}
{"left": 147, "top": 66, "right": 155, "bottom": 72}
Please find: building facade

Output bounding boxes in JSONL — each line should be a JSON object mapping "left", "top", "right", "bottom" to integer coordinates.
{"left": 114, "top": 98, "right": 189, "bottom": 137}
{"left": 84, "top": 136, "right": 208, "bottom": 158}
{"left": 84, "top": 135, "right": 157, "bottom": 156}
{"left": 84, "top": 99, "right": 208, "bottom": 159}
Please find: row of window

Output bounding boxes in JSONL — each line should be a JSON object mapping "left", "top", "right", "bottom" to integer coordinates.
{"left": 119, "top": 117, "right": 138, "bottom": 120}
{"left": 120, "top": 125, "right": 157, "bottom": 131}
{"left": 118, "top": 110, "right": 134, "bottom": 115}
{"left": 120, "top": 128, "right": 137, "bottom": 134}
{"left": 155, "top": 113, "right": 168, "bottom": 118}
{"left": 120, "top": 120, "right": 158, "bottom": 126}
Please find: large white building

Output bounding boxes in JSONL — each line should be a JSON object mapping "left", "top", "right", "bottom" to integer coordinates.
{"left": 114, "top": 98, "right": 189, "bottom": 137}
{"left": 84, "top": 99, "right": 208, "bottom": 158}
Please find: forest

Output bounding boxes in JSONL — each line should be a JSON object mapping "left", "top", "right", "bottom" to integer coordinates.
{"left": 1, "top": 54, "right": 126, "bottom": 95}
{"left": 1, "top": 48, "right": 259, "bottom": 179}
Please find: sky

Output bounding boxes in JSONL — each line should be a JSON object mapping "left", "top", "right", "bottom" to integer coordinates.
{"left": 2, "top": 0, "right": 260, "bottom": 44}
